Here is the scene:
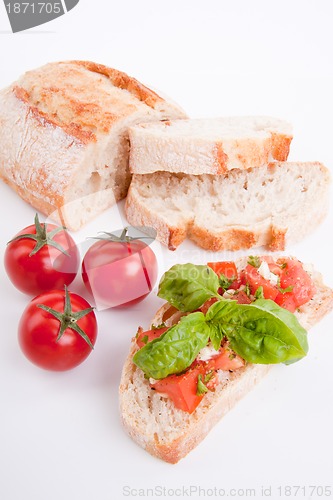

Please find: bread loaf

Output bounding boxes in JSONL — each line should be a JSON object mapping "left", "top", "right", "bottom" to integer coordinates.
{"left": 0, "top": 61, "right": 187, "bottom": 230}
{"left": 129, "top": 116, "right": 292, "bottom": 175}
{"left": 125, "top": 162, "right": 330, "bottom": 251}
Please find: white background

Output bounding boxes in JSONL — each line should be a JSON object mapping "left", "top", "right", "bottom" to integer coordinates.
{"left": 1, "top": 1, "right": 333, "bottom": 499}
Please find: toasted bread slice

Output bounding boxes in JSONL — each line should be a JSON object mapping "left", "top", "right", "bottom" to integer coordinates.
{"left": 125, "top": 162, "right": 330, "bottom": 251}
{"left": 119, "top": 260, "right": 333, "bottom": 463}
{"left": 129, "top": 116, "right": 292, "bottom": 175}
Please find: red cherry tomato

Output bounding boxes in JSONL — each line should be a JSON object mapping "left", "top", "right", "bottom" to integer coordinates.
{"left": 4, "top": 214, "right": 79, "bottom": 295}
{"left": 82, "top": 229, "right": 158, "bottom": 309}
{"left": 18, "top": 288, "right": 97, "bottom": 371}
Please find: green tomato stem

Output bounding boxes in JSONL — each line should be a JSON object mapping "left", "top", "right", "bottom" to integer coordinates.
{"left": 8, "top": 213, "right": 70, "bottom": 256}
{"left": 37, "top": 286, "right": 95, "bottom": 349}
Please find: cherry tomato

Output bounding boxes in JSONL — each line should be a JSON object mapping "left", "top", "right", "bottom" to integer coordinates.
{"left": 82, "top": 229, "right": 158, "bottom": 309}
{"left": 18, "top": 288, "right": 97, "bottom": 371}
{"left": 4, "top": 214, "right": 79, "bottom": 295}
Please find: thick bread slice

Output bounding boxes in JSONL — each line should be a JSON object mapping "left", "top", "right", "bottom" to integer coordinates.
{"left": 129, "top": 116, "right": 292, "bottom": 175}
{"left": 119, "top": 262, "right": 333, "bottom": 463}
{"left": 0, "top": 61, "right": 187, "bottom": 230}
{"left": 125, "top": 162, "right": 330, "bottom": 251}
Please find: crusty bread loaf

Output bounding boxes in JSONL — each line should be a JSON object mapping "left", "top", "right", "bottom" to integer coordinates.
{"left": 119, "top": 260, "right": 333, "bottom": 463}
{"left": 125, "top": 162, "right": 330, "bottom": 251}
{"left": 0, "top": 61, "right": 187, "bottom": 230}
{"left": 129, "top": 116, "right": 292, "bottom": 175}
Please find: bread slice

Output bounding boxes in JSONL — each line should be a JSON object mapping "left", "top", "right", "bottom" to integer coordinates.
{"left": 0, "top": 61, "right": 187, "bottom": 230}
{"left": 125, "top": 162, "right": 330, "bottom": 251}
{"left": 129, "top": 116, "right": 292, "bottom": 175}
{"left": 119, "top": 260, "right": 333, "bottom": 463}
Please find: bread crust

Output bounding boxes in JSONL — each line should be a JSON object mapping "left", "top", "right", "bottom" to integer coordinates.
{"left": 188, "top": 225, "right": 260, "bottom": 251}
{"left": 125, "top": 162, "right": 330, "bottom": 251}
{"left": 124, "top": 189, "right": 187, "bottom": 250}
{"left": 73, "top": 60, "right": 169, "bottom": 109}
{"left": 119, "top": 264, "right": 333, "bottom": 463}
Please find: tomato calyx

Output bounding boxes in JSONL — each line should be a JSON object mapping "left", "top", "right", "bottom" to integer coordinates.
{"left": 7, "top": 213, "right": 70, "bottom": 257}
{"left": 89, "top": 227, "right": 153, "bottom": 244}
{"left": 37, "top": 286, "right": 95, "bottom": 349}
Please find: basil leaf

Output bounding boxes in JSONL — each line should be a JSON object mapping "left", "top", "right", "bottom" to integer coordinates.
{"left": 253, "top": 299, "right": 308, "bottom": 361}
{"left": 278, "top": 286, "right": 294, "bottom": 294}
{"left": 158, "top": 263, "right": 220, "bottom": 312}
{"left": 209, "top": 321, "right": 224, "bottom": 351}
{"left": 254, "top": 286, "right": 264, "bottom": 299}
{"left": 206, "top": 299, "right": 308, "bottom": 365}
{"left": 196, "top": 374, "right": 208, "bottom": 395}
{"left": 133, "top": 312, "right": 210, "bottom": 379}
{"left": 219, "top": 273, "right": 236, "bottom": 290}
{"left": 247, "top": 255, "right": 261, "bottom": 268}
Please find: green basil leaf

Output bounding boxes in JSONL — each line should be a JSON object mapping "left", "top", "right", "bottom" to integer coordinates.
{"left": 219, "top": 273, "right": 236, "bottom": 290}
{"left": 209, "top": 321, "right": 225, "bottom": 351}
{"left": 158, "top": 263, "right": 220, "bottom": 312}
{"left": 247, "top": 256, "right": 261, "bottom": 268}
{"left": 253, "top": 299, "right": 308, "bottom": 360}
{"left": 133, "top": 312, "right": 210, "bottom": 379}
{"left": 206, "top": 299, "right": 308, "bottom": 365}
{"left": 196, "top": 374, "right": 208, "bottom": 395}
{"left": 278, "top": 285, "right": 294, "bottom": 294}
{"left": 254, "top": 286, "right": 264, "bottom": 300}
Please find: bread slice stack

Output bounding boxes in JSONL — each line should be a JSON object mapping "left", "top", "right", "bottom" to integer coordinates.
{"left": 125, "top": 117, "right": 330, "bottom": 251}
{"left": 0, "top": 61, "right": 187, "bottom": 230}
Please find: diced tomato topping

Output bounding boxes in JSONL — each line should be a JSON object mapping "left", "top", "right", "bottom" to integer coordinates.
{"left": 151, "top": 365, "right": 206, "bottom": 414}
{"left": 275, "top": 292, "right": 297, "bottom": 312}
{"left": 199, "top": 297, "right": 219, "bottom": 314}
{"left": 233, "top": 290, "right": 252, "bottom": 304}
{"left": 136, "top": 327, "right": 168, "bottom": 348}
{"left": 160, "top": 305, "right": 179, "bottom": 322}
{"left": 241, "top": 264, "right": 279, "bottom": 301}
{"left": 208, "top": 261, "right": 241, "bottom": 290}
{"left": 204, "top": 346, "right": 245, "bottom": 371}
{"left": 151, "top": 342, "right": 245, "bottom": 414}
{"left": 240, "top": 257, "right": 315, "bottom": 310}
{"left": 277, "top": 258, "right": 316, "bottom": 308}
{"left": 228, "top": 279, "right": 242, "bottom": 290}
{"left": 200, "top": 290, "right": 252, "bottom": 310}
{"left": 208, "top": 261, "right": 238, "bottom": 280}
{"left": 260, "top": 256, "right": 283, "bottom": 276}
